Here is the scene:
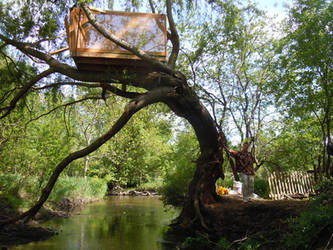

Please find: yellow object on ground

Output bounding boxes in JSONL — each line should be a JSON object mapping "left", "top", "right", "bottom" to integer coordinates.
{"left": 217, "top": 186, "right": 230, "bottom": 196}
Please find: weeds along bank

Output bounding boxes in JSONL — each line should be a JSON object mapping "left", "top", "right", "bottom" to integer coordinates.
{"left": 0, "top": 174, "right": 108, "bottom": 216}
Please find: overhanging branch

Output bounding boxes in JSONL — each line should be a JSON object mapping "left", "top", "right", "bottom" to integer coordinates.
{"left": 0, "top": 86, "right": 176, "bottom": 226}
{"left": 0, "top": 68, "right": 55, "bottom": 119}
{"left": 34, "top": 82, "right": 142, "bottom": 99}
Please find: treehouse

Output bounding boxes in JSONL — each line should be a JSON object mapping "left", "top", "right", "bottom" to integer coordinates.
{"left": 67, "top": 7, "right": 167, "bottom": 72}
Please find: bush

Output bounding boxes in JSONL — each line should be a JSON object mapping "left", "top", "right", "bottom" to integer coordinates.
{"left": 0, "top": 174, "right": 29, "bottom": 209}
{"left": 136, "top": 178, "right": 163, "bottom": 192}
{"left": 216, "top": 174, "right": 234, "bottom": 189}
{"left": 159, "top": 163, "right": 195, "bottom": 207}
{"left": 254, "top": 177, "right": 269, "bottom": 198}
{"left": 160, "top": 129, "right": 199, "bottom": 207}
{"left": 0, "top": 174, "right": 107, "bottom": 209}
{"left": 282, "top": 179, "right": 333, "bottom": 249}
{"left": 48, "top": 176, "right": 107, "bottom": 203}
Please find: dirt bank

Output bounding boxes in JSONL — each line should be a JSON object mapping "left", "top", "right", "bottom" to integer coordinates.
{"left": 207, "top": 195, "right": 308, "bottom": 247}
{"left": 0, "top": 196, "right": 95, "bottom": 248}
{"left": 168, "top": 195, "right": 309, "bottom": 249}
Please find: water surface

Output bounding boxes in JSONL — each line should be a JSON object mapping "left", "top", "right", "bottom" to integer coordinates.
{"left": 11, "top": 196, "right": 179, "bottom": 250}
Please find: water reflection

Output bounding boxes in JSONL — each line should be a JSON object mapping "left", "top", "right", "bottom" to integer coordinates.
{"left": 11, "top": 196, "right": 179, "bottom": 250}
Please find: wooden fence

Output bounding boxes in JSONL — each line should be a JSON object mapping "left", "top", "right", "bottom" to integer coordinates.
{"left": 268, "top": 172, "right": 316, "bottom": 200}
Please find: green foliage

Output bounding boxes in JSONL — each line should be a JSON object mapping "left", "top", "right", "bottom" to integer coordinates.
{"left": 0, "top": 174, "right": 24, "bottom": 209}
{"left": 0, "top": 174, "right": 107, "bottom": 209}
{"left": 83, "top": 100, "right": 173, "bottom": 188}
{"left": 255, "top": 116, "right": 322, "bottom": 173}
{"left": 254, "top": 177, "right": 269, "bottom": 199}
{"left": 160, "top": 128, "right": 199, "bottom": 207}
{"left": 283, "top": 179, "right": 333, "bottom": 249}
{"left": 181, "top": 233, "right": 215, "bottom": 250}
{"left": 238, "top": 238, "right": 261, "bottom": 250}
{"left": 0, "top": 0, "right": 66, "bottom": 41}
{"left": 136, "top": 178, "right": 163, "bottom": 192}
{"left": 216, "top": 174, "right": 233, "bottom": 189}
{"left": 216, "top": 238, "right": 232, "bottom": 250}
{"left": 48, "top": 177, "right": 107, "bottom": 203}
{"left": 269, "top": 0, "right": 333, "bottom": 175}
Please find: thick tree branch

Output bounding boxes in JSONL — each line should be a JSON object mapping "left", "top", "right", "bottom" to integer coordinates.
{"left": 0, "top": 86, "right": 176, "bottom": 226}
{"left": 101, "top": 83, "right": 142, "bottom": 99}
{"left": 0, "top": 33, "right": 186, "bottom": 92}
{"left": 34, "top": 82, "right": 142, "bottom": 99}
{"left": 166, "top": 0, "right": 180, "bottom": 68}
{"left": 0, "top": 68, "right": 55, "bottom": 119}
{"left": 0, "top": 34, "right": 125, "bottom": 83}
{"left": 33, "top": 82, "right": 100, "bottom": 90}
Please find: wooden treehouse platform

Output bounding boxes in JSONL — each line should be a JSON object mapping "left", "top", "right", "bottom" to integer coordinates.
{"left": 67, "top": 7, "right": 167, "bottom": 72}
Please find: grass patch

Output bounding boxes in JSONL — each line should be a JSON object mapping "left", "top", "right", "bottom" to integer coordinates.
{"left": 0, "top": 174, "right": 107, "bottom": 210}
{"left": 135, "top": 178, "right": 163, "bottom": 192}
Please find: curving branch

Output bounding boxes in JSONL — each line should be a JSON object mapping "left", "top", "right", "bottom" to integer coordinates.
{"left": 0, "top": 68, "right": 55, "bottom": 119}
{"left": 101, "top": 83, "right": 142, "bottom": 99}
{"left": 34, "top": 82, "right": 142, "bottom": 99}
{"left": 166, "top": 0, "right": 180, "bottom": 68}
{"left": 0, "top": 86, "right": 176, "bottom": 226}
{"left": 33, "top": 82, "right": 100, "bottom": 90}
{"left": 81, "top": 4, "right": 177, "bottom": 76}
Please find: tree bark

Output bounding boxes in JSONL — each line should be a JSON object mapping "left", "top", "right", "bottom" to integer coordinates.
{"left": 162, "top": 81, "right": 223, "bottom": 229}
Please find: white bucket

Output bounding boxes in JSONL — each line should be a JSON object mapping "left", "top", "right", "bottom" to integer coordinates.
{"left": 233, "top": 181, "right": 242, "bottom": 194}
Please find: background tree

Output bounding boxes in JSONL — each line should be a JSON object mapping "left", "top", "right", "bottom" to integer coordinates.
{"left": 178, "top": 0, "right": 277, "bottom": 178}
{"left": 271, "top": 0, "right": 333, "bottom": 178}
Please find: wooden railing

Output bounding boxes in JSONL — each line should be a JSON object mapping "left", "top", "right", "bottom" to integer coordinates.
{"left": 268, "top": 172, "right": 316, "bottom": 200}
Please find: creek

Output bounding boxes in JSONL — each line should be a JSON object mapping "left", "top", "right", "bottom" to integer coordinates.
{"left": 10, "top": 196, "right": 179, "bottom": 250}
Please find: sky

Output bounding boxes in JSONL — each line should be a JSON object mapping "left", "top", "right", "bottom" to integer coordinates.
{"left": 256, "top": 0, "right": 289, "bottom": 18}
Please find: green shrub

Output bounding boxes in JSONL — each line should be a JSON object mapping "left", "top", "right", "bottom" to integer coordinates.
{"left": 181, "top": 233, "right": 214, "bottom": 249}
{"left": 0, "top": 174, "right": 21, "bottom": 196}
{"left": 0, "top": 174, "right": 25, "bottom": 209}
{"left": 159, "top": 163, "right": 195, "bottom": 207}
{"left": 160, "top": 129, "right": 199, "bottom": 207}
{"left": 87, "top": 177, "right": 108, "bottom": 198}
{"left": 0, "top": 174, "right": 107, "bottom": 209}
{"left": 216, "top": 238, "right": 231, "bottom": 249}
{"left": 254, "top": 177, "right": 269, "bottom": 198}
{"left": 48, "top": 176, "right": 107, "bottom": 203}
{"left": 136, "top": 178, "right": 163, "bottom": 192}
{"left": 282, "top": 179, "right": 333, "bottom": 249}
{"left": 216, "top": 174, "right": 234, "bottom": 189}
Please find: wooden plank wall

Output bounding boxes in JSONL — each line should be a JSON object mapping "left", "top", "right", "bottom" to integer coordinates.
{"left": 268, "top": 172, "right": 316, "bottom": 200}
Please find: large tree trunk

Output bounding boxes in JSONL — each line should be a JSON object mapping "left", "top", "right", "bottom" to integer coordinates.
{"left": 164, "top": 81, "right": 224, "bottom": 229}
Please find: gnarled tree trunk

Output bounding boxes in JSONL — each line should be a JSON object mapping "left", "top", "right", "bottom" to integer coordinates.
{"left": 163, "top": 80, "right": 224, "bottom": 229}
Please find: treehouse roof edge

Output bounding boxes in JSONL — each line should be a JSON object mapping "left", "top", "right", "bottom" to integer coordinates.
{"left": 88, "top": 6, "right": 167, "bottom": 18}
{"left": 68, "top": 7, "right": 168, "bottom": 72}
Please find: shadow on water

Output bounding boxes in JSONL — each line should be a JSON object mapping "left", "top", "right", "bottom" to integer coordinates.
{"left": 10, "top": 196, "right": 181, "bottom": 250}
